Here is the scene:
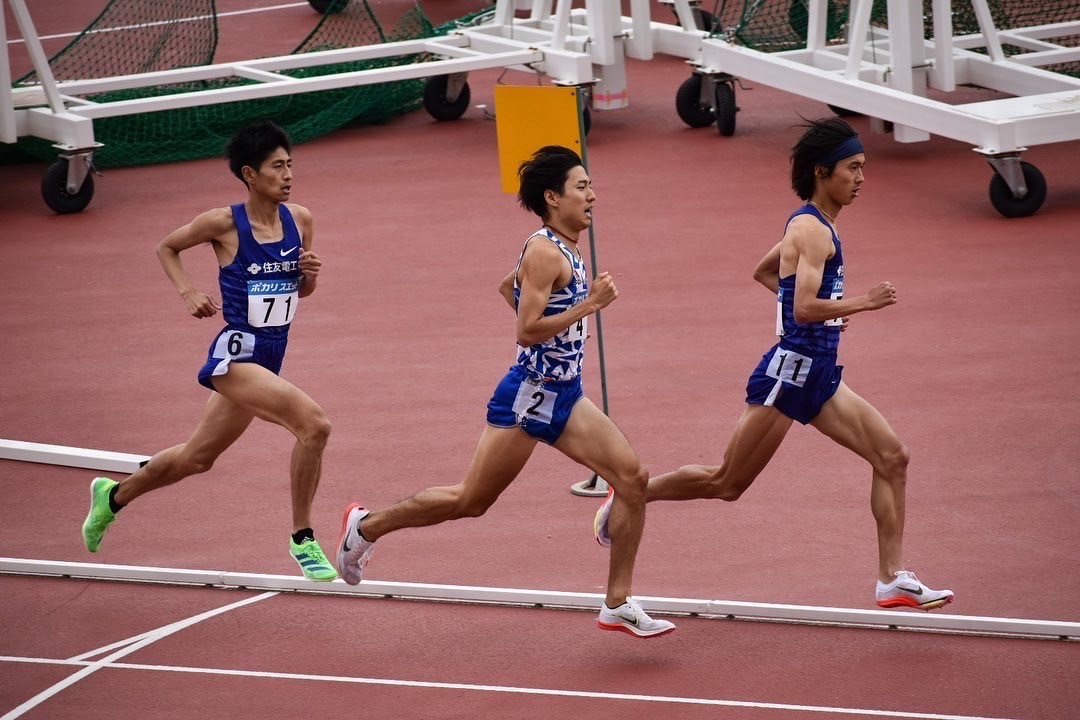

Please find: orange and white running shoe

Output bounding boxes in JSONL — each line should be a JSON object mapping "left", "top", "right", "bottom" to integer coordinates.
{"left": 335, "top": 503, "right": 375, "bottom": 586}
{"left": 876, "top": 570, "right": 954, "bottom": 610}
{"left": 597, "top": 597, "right": 676, "bottom": 638}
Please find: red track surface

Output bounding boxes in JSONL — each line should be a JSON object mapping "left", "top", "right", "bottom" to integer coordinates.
{"left": 2, "top": 2, "right": 1078, "bottom": 718}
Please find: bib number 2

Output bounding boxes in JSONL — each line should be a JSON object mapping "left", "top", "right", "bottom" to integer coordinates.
{"left": 512, "top": 381, "right": 555, "bottom": 424}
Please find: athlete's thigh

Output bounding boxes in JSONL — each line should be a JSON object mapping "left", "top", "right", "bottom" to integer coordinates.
{"left": 211, "top": 362, "right": 321, "bottom": 431}
{"left": 459, "top": 424, "right": 539, "bottom": 507}
{"left": 184, "top": 391, "right": 256, "bottom": 459}
{"left": 720, "top": 403, "right": 794, "bottom": 489}
{"left": 553, "top": 397, "right": 641, "bottom": 482}
{"left": 810, "top": 381, "right": 902, "bottom": 462}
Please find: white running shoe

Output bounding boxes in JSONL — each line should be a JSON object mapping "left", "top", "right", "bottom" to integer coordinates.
{"left": 335, "top": 502, "right": 375, "bottom": 586}
{"left": 593, "top": 487, "right": 613, "bottom": 548}
{"left": 876, "top": 570, "right": 954, "bottom": 611}
{"left": 597, "top": 597, "right": 676, "bottom": 638}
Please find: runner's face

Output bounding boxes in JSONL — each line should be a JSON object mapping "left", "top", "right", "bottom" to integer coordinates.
{"left": 247, "top": 147, "right": 292, "bottom": 202}
{"left": 549, "top": 165, "right": 595, "bottom": 232}
{"left": 822, "top": 153, "right": 864, "bottom": 206}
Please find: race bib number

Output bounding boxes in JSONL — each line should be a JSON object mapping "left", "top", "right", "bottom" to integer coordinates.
{"left": 824, "top": 290, "right": 844, "bottom": 327}
{"left": 512, "top": 379, "right": 555, "bottom": 424}
{"left": 766, "top": 348, "right": 812, "bottom": 387}
{"left": 247, "top": 279, "right": 299, "bottom": 328}
{"left": 212, "top": 330, "right": 255, "bottom": 361}
{"left": 566, "top": 315, "right": 588, "bottom": 343}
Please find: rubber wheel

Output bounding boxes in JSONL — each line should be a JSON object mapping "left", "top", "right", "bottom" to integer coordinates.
{"left": 423, "top": 75, "right": 471, "bottom": 121}
{"left": 41, "top": 159, "right": 93, "bottom": 214}
{"left": 715, "top": 83, "right": 736, "bottom": 136}
{"left": 308, "top": 0, "right": 346, "bottom": 13}
{"left": 675, "top": 75, "right": 715, "bottom": 128}
{"left": 988, "top": 161, "right": 1046, "bottom": 218}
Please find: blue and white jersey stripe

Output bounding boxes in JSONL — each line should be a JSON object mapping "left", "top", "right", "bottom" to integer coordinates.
{"left": 775, "top": 203, "right": 845, "bottom": 355}
{"left": 513, "top": 228, "right": 590, "bottom": 381}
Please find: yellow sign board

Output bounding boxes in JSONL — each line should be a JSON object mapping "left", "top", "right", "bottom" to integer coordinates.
{"left": 494, "top": 85, "right": 583, "bottom": 194}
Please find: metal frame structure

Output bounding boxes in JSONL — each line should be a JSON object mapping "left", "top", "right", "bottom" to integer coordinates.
{"left": 650, "top": 0, "right": 1080, "bottom": 216}
{"left": 1, "top": 0, "right": 606, "bottom": 212}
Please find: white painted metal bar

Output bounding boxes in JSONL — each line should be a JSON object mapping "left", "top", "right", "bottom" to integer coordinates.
{"left": 844, "top": 0, "right": 876, "bottom": 81}
{"left": 969, "top": 0, "right": 1005, "bottom": 62}
{"left": 63, "top": 51, "right": 544, "bottom": 120}
{"left": 0, "top": 439, "right": 148, "bottom": 473}
{"left": 549, "top": 0, "right": 572, "bottom": 52}
{"left": 625, "top": 0, "right": 654, "bottom": 61}
{"left": 806, "top": 0, "right": 828, "bottom": 53}
{"left": 7, "top": 0, "right": 65, "bottom": 114}
{"left": 0, "top": 3, "right": 14, "bottom": 143}
{"left": 2, "top": 558, "right": 1077, "bottom": 639}
{"left": 931, "top": 0, "right": 956, "bottom": 91}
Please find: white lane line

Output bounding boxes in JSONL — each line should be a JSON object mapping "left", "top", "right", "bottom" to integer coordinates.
{"left": 0, "top": 591, "right": 277, "bottom": 719}
{"left": 66, "top": 630, "right": 154, "bottom": 662}
{"left": 0, "top": 655, "right": 1019, "bottom": 720}
{"left": 5, "top": 3, "right": 310, "bottom": 45}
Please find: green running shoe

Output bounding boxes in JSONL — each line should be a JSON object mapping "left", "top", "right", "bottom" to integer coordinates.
{"left": 289, "top": 538, "right": 338, "bottom": 582}
{"left": 82, "top": 477, "right": 118, "bottom": 552}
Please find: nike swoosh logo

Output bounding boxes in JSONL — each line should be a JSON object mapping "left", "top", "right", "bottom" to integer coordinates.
{"left": 279, "top": 246, "right": 298, "bottom": 257}
{"left": 898, "top": 585, "right": 923, "bottom": 595}
{"left": 341, "top": 533, "right": 352, "bottom": 552}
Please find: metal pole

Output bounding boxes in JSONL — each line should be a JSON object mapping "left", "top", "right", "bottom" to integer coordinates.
{"left": 570, "top": 87, "right": 610, "bottom": 497}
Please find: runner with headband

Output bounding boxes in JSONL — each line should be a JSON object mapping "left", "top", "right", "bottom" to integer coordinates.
{"left": 594, "top": 118, "right": 954, "bottom": 611}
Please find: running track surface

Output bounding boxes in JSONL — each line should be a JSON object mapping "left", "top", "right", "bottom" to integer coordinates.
{"left": 2, "top": 1, "right": 1078, "bottom": 718}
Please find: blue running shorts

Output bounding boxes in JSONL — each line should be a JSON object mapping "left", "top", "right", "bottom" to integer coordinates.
{"left": 745, "top": 343, "right": 843, "bottom": 424}
{"left": 197, "top": 326, "right": 288, "bottom": 391}
{"left": 486, "top": 364, "right": 584, "bottom": 444}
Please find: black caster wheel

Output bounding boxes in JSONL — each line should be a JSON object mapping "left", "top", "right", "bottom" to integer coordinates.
{"left": 715, "top": 82, "right": 737, "bottom": 136}
{"left": 675, "top": 74, "right": 715, "bottom": 128}
{"left": 423, "top": 75, "right": 471, "bottom": 121}
{"left": 989, "top": 161, "right": 1046, "bottom": 218}
{"left": 42, "top": 159, "right": 94, "bottom": 214}
{"left": 308, "top": 0, "right": 346, "bottom": 13}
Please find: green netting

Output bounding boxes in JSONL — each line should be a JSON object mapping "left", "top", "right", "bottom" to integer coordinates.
{"left": 708, "top": 0, "right": 1079, "bottom": 65}
{"left": 15, "top": 0, "right": 217, "bottom": 83}
{"left": 4, "top": 0, "right": 490, "bottom": 167}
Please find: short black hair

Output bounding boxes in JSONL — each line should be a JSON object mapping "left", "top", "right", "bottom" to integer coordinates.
{"left": 790, "top": 117, "right": 858, "bottom": 200}
{"left": 226, "top": 120, "right": 292, "bottom": 186}
{"left": 517, "top": 145, "right": 583, "bottom": 220}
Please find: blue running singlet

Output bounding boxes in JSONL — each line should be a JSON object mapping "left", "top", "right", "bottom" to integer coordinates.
{"left": 511, "top": 228, "right": 590, "bottom": 381}
{"left": 774, "top": 203, "right": 845, "bottom": 355}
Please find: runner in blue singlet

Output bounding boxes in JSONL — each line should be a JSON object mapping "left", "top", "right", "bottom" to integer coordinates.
{"left": 80, "top": 120, "right": 337, "bottom": 583}
{"left": 336, "top": 146, "right": 676, "bottom": 638}
{"left": 595, "top": 119, "right": 954, "bottom": 612}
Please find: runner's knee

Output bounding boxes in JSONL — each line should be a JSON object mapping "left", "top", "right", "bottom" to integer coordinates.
{"left": 707, "top": 466, "right": 749, "bottom": 502}
{"left": 876, "top": 442, "right": 910, "bottom": 481}
{"left": 456, "top": 492, "right": 497, "bottom": 518}
{"left": 297, "top": 408, "right": 331, "bottom": 449}
{"left": 610, "top": 466, "right": 647, "bottom": 504}
{"left": 178, "top": 448, "right": 216, "bottom": 476}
